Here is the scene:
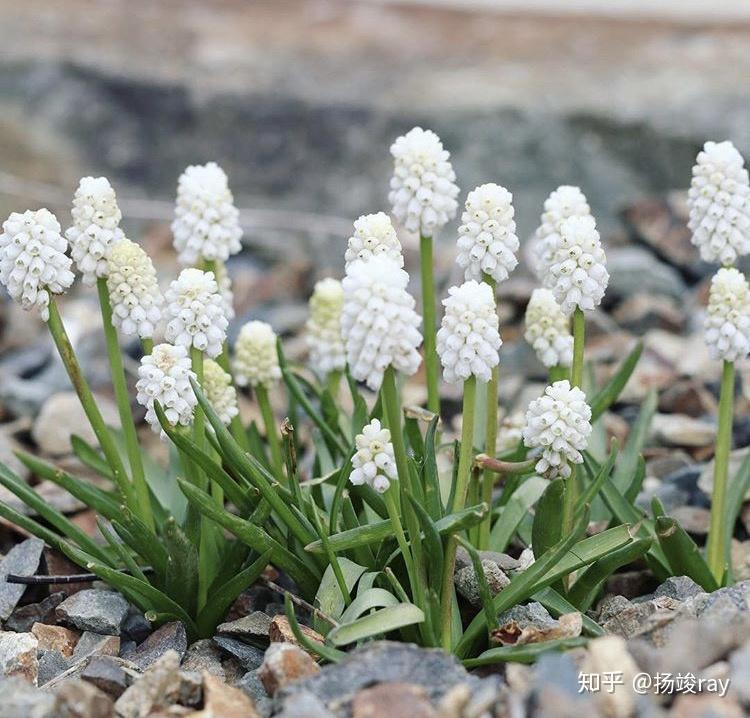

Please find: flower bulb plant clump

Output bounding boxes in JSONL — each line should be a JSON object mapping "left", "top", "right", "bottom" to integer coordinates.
{"left": 0, "top": 135, "right": 742, "bottom": 669}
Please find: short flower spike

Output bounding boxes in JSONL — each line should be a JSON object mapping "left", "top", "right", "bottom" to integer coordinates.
{"left": 233, "top": 320, "right": 282, "bottom": 389}
{"left": 306, "top": 278, "right": 346, "bottom": 377}
{"left": 704, "top": 267, "right": 750, "bottom": 363}
{"left": 349, "top": 418, "right": 398, "bottom": 493}
{"left": 524, "top": 288, "right": 573, "bottom": 368}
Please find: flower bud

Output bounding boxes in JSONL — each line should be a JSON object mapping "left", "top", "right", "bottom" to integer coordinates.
{"left": 389, "top": 127, "right": 459, "bottom": 235}
{"left": 436, "top": 280, "right": 501, "bottom": 384}
{"left": 456, "top": 183, "right": 518, "bottom": 283}
{"left": 106, "top": 238, "right": 163, "bottom": 339}
{"left": 704, "top": 267, "right": 750, "bottom": 362}
{"left": 165, "top": 268, "right": 228, "bottom": 358}
{"left": 233, "top": 320, "right": 281, "bottom": 389}
{"left": 522, "top": 380, "right": 592, "bottom": 480}
{"left": 171, "top": 162, "right": 243, "bottom": 265}
{"left": 524, "top": 288, "right": 573, "bottom": 368}
{"left": 345, "top": 213, "right": 403, "bottom": 271}
{"left": 341, "top": 255, "right": 422, "bottom": 390}
{"left": 547, "top": 215, "right": 609, "bottom": 315}
{"left": 136, "top": 343, "right": 197, "bottom": 438}
{"left": 66, "top": 177, "right": 124, "bottom": 285}
{"left": 688, "top": 141, "right": 750, "bottom": 266}
{"left": 0, "top": 208, "right": 75, "bottom": 321}
{"left": 306, "top": 278, "right": 346, "bottom": 377}
{"left": 202, "top": 358, "right": 239, "bottom": 425}
{"left": 349, "top": 419, "right": 398, "bottom": 493}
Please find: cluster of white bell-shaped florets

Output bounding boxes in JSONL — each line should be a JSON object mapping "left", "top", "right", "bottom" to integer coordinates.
{"left": 341, "top": 255, "right": 422, "bottom": 390}
{"left": 202, "top": 358, "right": 239, "bottom": 425}
{"left": 524, "top": 288, "right": 573, "bottom": 368}
{"left": 436, "top": 280, "right": 501, "bottom": 384}
{"left": 106, "top": 238, "right": 163, "bottom": 339}
{"left": 171, "top": 162, "right": 243, "bottom": 266}
{"left": 233, "top": 320, "right": 282, "bottom": 389}
{"left": 456, "top": 183, "right": 519, "bottom": 283}
{"left": 164, "top": 268, "right": 228, "bottom": 358}
{"left": 306, "top": 278, "right": 346, "bottom": 377}
{"left": 65, "top": 177, "right": 125, "bottom": 285}
{"left": 688, "top": 141, "right": 750, "bottom": 266}
{"left": 349, "top": 419, "right": 398, "bottom": 493}
{"left": 704, "top": 267, "right": 750, "bottom": 363}
{"left": 532, "top": 185, "right": 591, "bottom": 284}
{"left": 214, "top": 261, "right": 235, "bottom": 321}
{"left": 388, "top": 127, "right": 459, "bottom": 235}
{"left": 0, "top": 209, "right": 75, "bottom": 321}
{"left": 546, "top": 215, "right": 609, "bottom": 315}
{"left": 136, "top": 343, "right": 197, "bottom": 438}
{"left": 345, "top": 213, "right": 403, "bottom": 270}
{"left": 522, "top": 380, "right": 592, "bottom": 480}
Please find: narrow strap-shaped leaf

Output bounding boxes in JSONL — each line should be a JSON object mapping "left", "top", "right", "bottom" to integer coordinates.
{"left": 589, "top": 341, "right": 643, "bottom": 422}
{"left": 70, "top": 435, "right": 114, "bottom": 481}
{"left": 423, "top": 416, "right": 443, "bottom": 519}
{"left": 162, "top": 518, "right": 200, "bottom": 617}
{"left": 0, "top": 500, "right": 66, "bottom": 551}
{"left": 532, "top": 587, "right": 604, "bottom": 637}
{"left": 726, "top": 450, "right": 750, "bottom": 551}
{"left": 284, "top": 593, "right": 344, "bottom": 663}
{"left": 111, "top": 516, "right": 168, "bottom": 580}
{"left": 97, "top": 519, "right": 149, "bottom": 584}
{"left": 531, "top": 478, "right": 565, "bottom": 559}
{"left": 490, "top": 476, "right": 548, "bottom": 553}
{"left": 327, "top": 603, "right": 424, "bottom": 646}
{"left": 624, "top": 456, "right": 647, "bottom": 504}
{"left": 407, "top": 494, "right": 443, "bottom": 587}
{"left": 456, "top": 536, "right": 497, "bottom": 635}
{"left": 656, "top": 516, "right": 719, "bottom": 592}
{"left": 464, "top": 637, "right": 588, "bottom": 667}
{"left": 339, "top": 588, "right": 399, "bottom": 624}
{"left": 611, "top": 390, "right": 656, "bottom": 494}
{"left": 575, "top": 439, "right": 618, "bottom": 513}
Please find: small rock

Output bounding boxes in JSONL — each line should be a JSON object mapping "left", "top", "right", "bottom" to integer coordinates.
{"left": 236, "top": 671, "right": 271, "bottom": 716}
{"left": 5, "top": 592, "right": 65, "bottom": 632}
{"left": 604, "top": 570, "right": 656, "bottom": 600}
{"left": 80, "top": 656, "right": 130, "bottom": 699}
{"left": 56, "top": 590, "right": 129, "bottom": 635}
{"left": 496, "top": 602, "right": 555, "bottom": 631}
{"left": 213, "top": 636, "right": 266, "bottom": 671}
{"left": 114, "top": 650, "right": 183, "bottom": 718}
{"left": 182, "top": 639, "right": 225, "bottom": 680}
{"left": 217, "top": 612, "right": 272, "bottom": 641}
{"left": 668, "top": 506, "right": 711, "bottom": 535}
{"left": 662, "top": 464, "right": 708, "bottom": 507}
{"left": 123, "top": 621, "right": 187, "bottom": 669}
{"left": 351, "top": 682, "right": 435, "bottom": 718}
{"left": 31, "top": 623, "right": 80, "bottom": 657}
{"left": 492, "top": 611, "right": 582, "bottom": 646}
{"left": 670, "top": 693, "right": 744, "bottom": 718}
{"left": 187, "top": 672, "right": 261, "bottom": 718}
{"left": 178, "top": 670, "right": 204, "bottom": 707}
{"left": 32, "top": 392, "right": 119, "bottom": 456}
{"left": 0, "top": 429, "right": 30, "bottom": 481}
{"left": 0, "top": 675, "right": 55, "bottom": 717}
{"left": 454, "top": 560, "right": 510, "bottom": 607}
{"left": 71, "top": 632, "right": 120, "bottom": 660}
{"left": 269, "top": 615, "right": 324, "bottom": 651}
{"left": 653, "top": 576, "right": 704, "bottom": 602}
{"left": 613, "top": 293, "right": 685, "bottom": 334}
{"left": 651, "top": 413, "right": 716, "bottom": 448}
{"left": 579, "top": 636, "right": 639, "bottom": 718}
{"left": 700, "top": 448, "right": 750, "bottom": 502}
{"left": 606, "top": 246, "right": 687, "bottom": 300}
{"left": 658, "top": 379, "right": 717, "bottom": 417}
{"left": 259, "top": 642, "right": 320, "bottom": 696}
{"left": 120, "top": 609, "right": 151, "bottom": 644}
{"left": 729, "top": 642, "right": 750, "bottom": 705}
{"left": 52, "top": 678, "right": 114, "bottom": 718}
{"left": 689, "top": 580, "right": 750, "bottom": 620}
{"left": 600, "top": 596, "right": 680, "bottom": 643}
{"left": 0, "top": 537, "right": 45, "bottom": 620}
{"left": 532, "top": 652, "right": 593, "bottom": 713}
{"left": 38, "top": 650, "right": 69, "bottom": 685}
{"left": 0, "top": 631, "right": 38, "bottom": 683}
{"left": 274, "top": 689, "right": 332, "bottom": 718}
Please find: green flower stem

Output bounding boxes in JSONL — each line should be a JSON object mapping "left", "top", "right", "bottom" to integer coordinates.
{"left": 230, "top": 414, "right": 251, "bottom": 453}
{"left": 141, "top": 337, "right": 154, "bottom": 356}
{"left": 96, "top": 279, "right": 154, "bottom": 531}
{"left": 46, "top": 299, "right": 135, "bottom": 507}
{"left": 191, "top": 348, "right": 206, "bottom": 458}
{"left": 256, "top": 384, "right": 284, "bottom": 481}
{"left": 420, "top": 233, "right": 440, "bottom": 416}
{"left": 326, "top": 369, "right": 342, "bottom": 401}
{"left": 549, "top": 364, "right": 569, "bottom": 383}
{"left": 440, "top": 375, "right": 477, "bottom": 650}
{"left": 707, "top": 359, "right": 735, "bottom": 583}
{"left": 480, "top": 274, "right": 498, "bottom": 549}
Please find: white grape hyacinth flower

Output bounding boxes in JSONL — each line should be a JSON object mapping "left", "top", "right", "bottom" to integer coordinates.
{"left": 136, "top": 343, "right": 197, "bottom": 438}
{"left": 106, "top": 239, "right": 163, "bottom": 339}
{"left": 341, "top": 255, "right": 422, "bottom": 390}
{"left": 547, "top": 215, "right": 609, "bottom": 315}
{"left": 524, "top": 288, "right": 574, "bottom": 368}
{"left": 349, "top": 419, "right": 398, "bottom": 493}
{"left": 171, "top": 162, "right": 243, "bottom": 265}
{"left": 456, "top": 183, "right": 519, "bottom": 283}
{"left": 0, "top": 208, "right": 75, "bottom": 321}
{"left": 202, "top": 358, "right": 239, "bottom": 425}
{"left": 704, "top": 267, "right": 750, "bottom": 363}
{"left": 522, "top": 380, "right": 592, "bottom": 480}
{"left": 436, "top": 280, "right": 501, "bottom": 384}
{"left": 233, "top": 320, "right": 282, "bottom": 389}
{"left": 344, "top": 212, "right": 403, "bottom": 270}
{"left": 215, "top": 260, "right": 235, "bottom": 321}
{"left": 688, "top": 140, "right": 750, "bottom": 266}
{"left": 531, "top": 185, "right": 591, "bottom": 284}
{"left": 389, "top": 127, "right": 459, "bottom": 235}
{"left": 306, "top": 278, "right": 346, "bottom": 377}
{"left": 165, "top": 268, "right": 228, "bottom": 358}
{"left": 65, "top": 176, "right": 124, "bottom": 285}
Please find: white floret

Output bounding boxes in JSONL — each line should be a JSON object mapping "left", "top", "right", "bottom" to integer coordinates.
{"left": 349, "top": 419, "right": 398, "bottom": 493}
{"left": 524, "top": 288, "right": 573, "bottom": 368}
{"left": 233, "top": 320, "right": 282, "bottom": 389}
{"left": 202, "top": 358, "right": 239, "bottom": 425}
{"left": 306, "top": 278, "right": 346, "bottom": 377}
{"left": 345, "top": 213, "right": 403, "bottom": 270}
{"left": 704, "top": 267, "right": 750, "bottom": 363}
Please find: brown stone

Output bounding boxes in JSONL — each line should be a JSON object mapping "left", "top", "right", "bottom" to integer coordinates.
{"left": 186, "top": 673, "right": 261, "bottom": 718}
{"left": 53, "top": 679, "right": 115, "bottom": 718}
{"left": 269, "top": 615, "right": 324, "bottom": 652}
{"left": 658, "top": 380, "right": 717, "bottom": 417}
{"left": 32, "top": 622, "right": 80, "bottom": 657}
{"left": 0, "top": 630, "right": 38, "bottom": 684}
{"left": 259, "top": 642, "right": 320, "bottom": 696}
{"left": 352, "top": 683, "right": 436, "bottom": 718}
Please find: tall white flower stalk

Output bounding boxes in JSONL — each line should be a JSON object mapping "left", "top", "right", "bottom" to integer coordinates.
{"left": 704, "top": 267, "right": 750, "bottom": 582}
{"left": 436, "top": 279, "right": 501, "bottom": 648}
{"left": 389, "top": 126, "right": 459, "bottom": 415}
{"left": 306, "top": 278, "right": 346, "bottom": 395}
{"left": 0, "top": 207, "right": 136, "bottom": 511}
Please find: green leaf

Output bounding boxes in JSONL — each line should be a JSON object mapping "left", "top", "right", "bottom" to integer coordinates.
{"left": 612, "top": 390, "right": 656, "bottom": 494}
{"left": 456, "top": 536, "right": 497, "bottom": 635}
{"left": 656, "top": 516, "right": 719, "bottom": 592}
{"left": 589, "top": 341, "right": 643, "bottom": 422}
{"left": 531, "top": 478, "right": 565, "bottom": 559}
{"left": 327, "top": 603, "right": 425, "bottom": 646}
{"left": 70, "top": 435, "right": 113, "bottom": 480}
{"left": 284, "top": 593, "right": 344, "bottom": 664}
{"left": 407, "top": 494, "right": 443, "bottom": 587}
{"left": 423, "top": 416, "right": 443, "bottom": 520}
{"left": 162, "top": 518, "right": 200, "bottom": 617}
{"left": 314, "top": 558, "right": 366, "bottom": 634}
{"left": 339, "top": 588, "right": 399, "bottom": 623}
{"left": 532, "top": 587, "right": 604, "bottom": 637}
{"left": 464, "top": 637, "right": 588, "bottom": 667}
{"left": 576, "top": 439, "right": 618, "bottom": 513}
{"left": 726, "top": 450, "right": 750, "bottom": 550}
{"left": 0, "top": 500, "right": 66, "bottom": 552}
{"left": 490, "top": 476, "right": 548, "bottom": 553}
